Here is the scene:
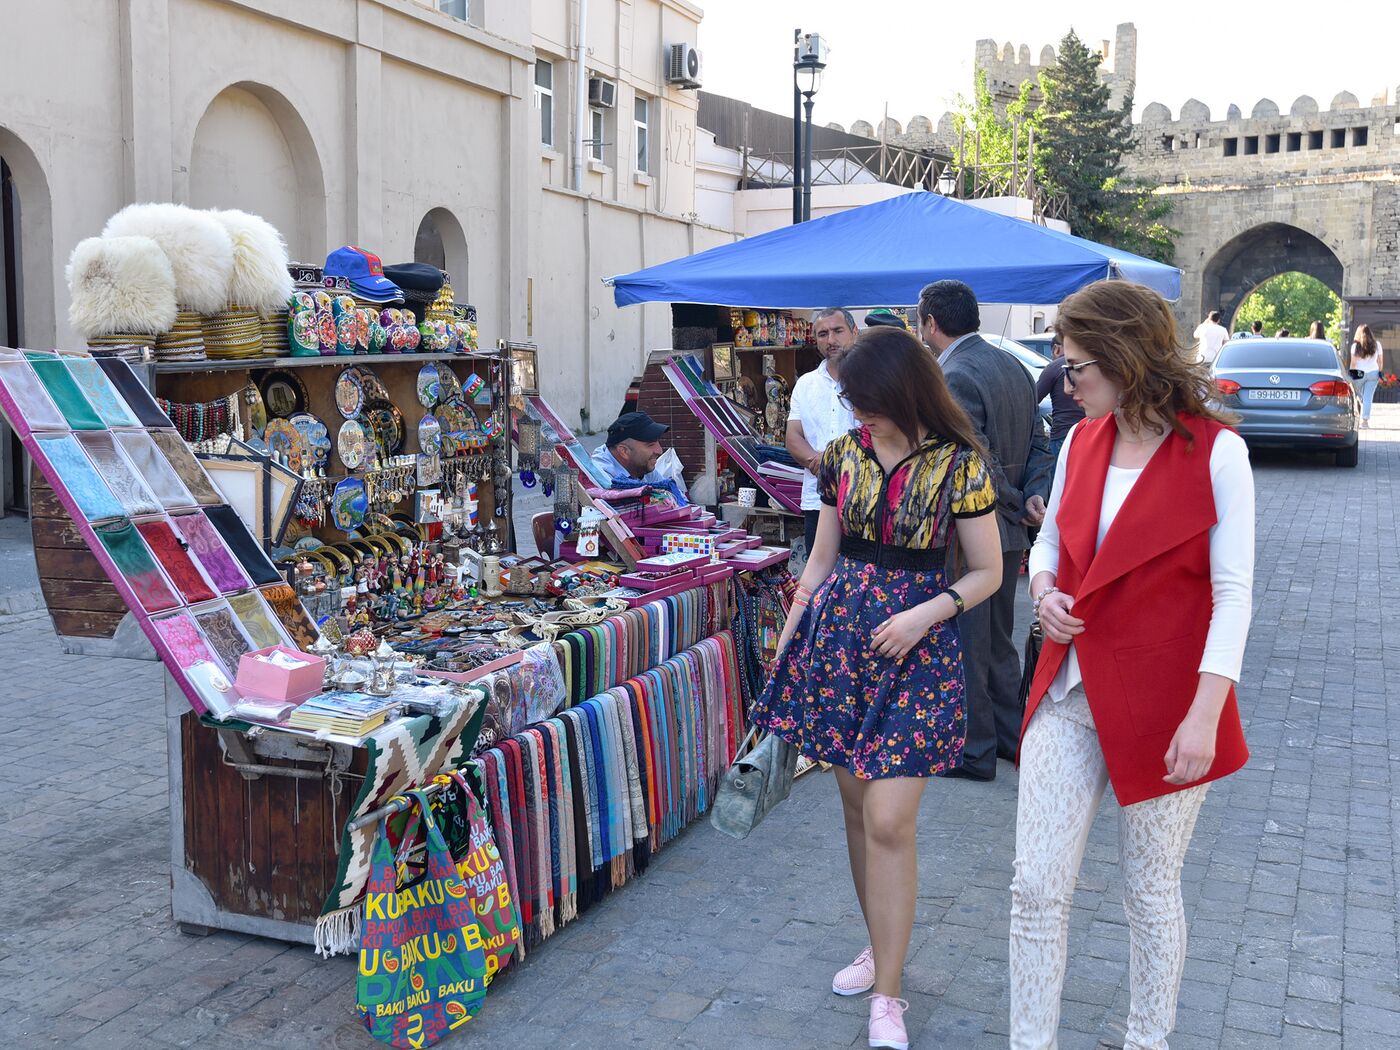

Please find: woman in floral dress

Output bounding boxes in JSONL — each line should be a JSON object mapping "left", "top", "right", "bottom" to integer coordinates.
{"left": 754, "top": 326, "right": 1004, "bottom": 1050}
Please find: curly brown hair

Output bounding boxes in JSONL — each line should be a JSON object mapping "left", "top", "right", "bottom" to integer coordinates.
{"left": 1054, "top": 280, "right": 1237, "bottom": 441}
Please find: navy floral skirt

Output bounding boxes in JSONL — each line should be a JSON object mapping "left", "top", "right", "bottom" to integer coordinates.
{"left": 752, "top": 555, "right": 967, "bottom": 779}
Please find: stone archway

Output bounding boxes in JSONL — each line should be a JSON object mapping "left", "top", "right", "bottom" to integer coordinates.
{"left": 1200, "top": 223, "right": 1343, "bottom": 327}
{"left": 414, "top": 208, "right": 469, "bottom": 296}
{"left": 187, "top": 83, "right": 326, "bottom": 261}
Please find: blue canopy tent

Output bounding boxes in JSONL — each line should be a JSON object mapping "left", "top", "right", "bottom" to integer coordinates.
{"left": 605, "top": 191, "right": 1180, "bottom": 307}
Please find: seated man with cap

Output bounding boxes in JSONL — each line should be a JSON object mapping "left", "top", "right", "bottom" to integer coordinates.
{"left": 590, "top": 411, "right": 689, "bottom": 507}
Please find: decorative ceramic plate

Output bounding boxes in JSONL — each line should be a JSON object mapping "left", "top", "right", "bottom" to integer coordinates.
{"left": 435, "top": 363, "right": 464, "bottom": 402}
{"left": 334, "top": 369, "right": 364, "bottom": 419}
{"left": 439, "top": 397, "right": 471, "bottom": 435}
{"left": 363, "top": 401, "right": 403, "bottom": 457}
{"left": 288, "top": 411, "right": 331, "bottom": 466}
{"left": 264, "top": 418, "right": 308, "bottom": 471}
{"left": 337, "top": 419, "right": 369, "bottom": 470}
{"left": 260, "top": 370, "right": 308, "bottom": 419}
{"left": 331, "top": 478, "right": 369, "bottom": 530}
{"left": 417, "top": 364, "right": 441, "bottom": 407}
{"left": 417, "top": 413, "right": 442, "bottom": 453}
{"left": 354, "top": 367, "right": 392, "bottom": 403}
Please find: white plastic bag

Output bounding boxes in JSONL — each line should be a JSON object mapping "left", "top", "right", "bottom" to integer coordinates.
{"left": 654, "top": 447, "right": 689, "bottom": 498}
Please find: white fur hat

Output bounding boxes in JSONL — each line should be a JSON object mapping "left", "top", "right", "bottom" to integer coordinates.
{"left": 209, "top": 209, "right": 293, "bottom": 312}
{"left": 66, "top": 235, "right": 178, "bottom": 338}
{"left": 102, "top": 203, "right": 233, "bottom": 314}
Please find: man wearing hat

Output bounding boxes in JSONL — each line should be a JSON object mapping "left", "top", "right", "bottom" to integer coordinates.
{"left": 590, "top": 411, "right": 689, "bottom": 506}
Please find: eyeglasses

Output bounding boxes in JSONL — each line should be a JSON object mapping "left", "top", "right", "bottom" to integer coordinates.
{"left": 1062, "top": 359, "right": 1100, "bottom": 390}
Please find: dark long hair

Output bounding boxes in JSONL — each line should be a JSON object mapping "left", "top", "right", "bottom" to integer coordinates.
{"left": 837, "top": 327, "right": 986, "bottom": 457}
{"left": 1354, "top": 323, "right": 1377, "bottom": 358}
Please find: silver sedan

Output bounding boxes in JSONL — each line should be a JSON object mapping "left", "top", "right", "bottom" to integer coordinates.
{"left": 1210, "top": 338, "right": 1360, "bottom": 467}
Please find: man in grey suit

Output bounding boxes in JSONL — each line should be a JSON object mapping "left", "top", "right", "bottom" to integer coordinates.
{"left": 917, "top": 280, "right": 1044, "bottom": 780}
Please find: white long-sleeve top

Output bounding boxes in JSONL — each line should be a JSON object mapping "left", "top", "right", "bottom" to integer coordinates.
{"left": 1028, "top": 424, "right": 1254, "bottom": 702}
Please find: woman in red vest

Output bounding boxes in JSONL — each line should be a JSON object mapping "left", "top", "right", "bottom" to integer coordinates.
{"left": 1009, "top": 281, "right": 1254, "bottom": 1050}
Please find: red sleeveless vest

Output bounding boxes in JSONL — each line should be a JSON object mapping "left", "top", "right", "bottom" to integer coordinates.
{"left": 1020, "top": 412, "right": 1249, "bottom": 806}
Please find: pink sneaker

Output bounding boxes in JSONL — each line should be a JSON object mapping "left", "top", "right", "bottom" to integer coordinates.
{"left": 832, "top": 945, "right": 875, "bottom": 996}
{"left": 867, "top": 994, "right": 910, "bottom": 1049}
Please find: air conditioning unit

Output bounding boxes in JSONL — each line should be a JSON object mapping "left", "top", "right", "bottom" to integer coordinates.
{"left": 665, "top": 43, "right": 702, "bottom": 89}
{"left": 588, "top": 77, "right": 616, "bottom": 109}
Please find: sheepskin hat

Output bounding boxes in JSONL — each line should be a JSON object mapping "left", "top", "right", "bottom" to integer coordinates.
{"left": 209, "top": 208, "right": 293, "bottom": 311}
{"left": 102, "top": 203, "right": 233, "bottom": 314}
{"left": 66, "top": 235, "right": 178, "bottom": 338}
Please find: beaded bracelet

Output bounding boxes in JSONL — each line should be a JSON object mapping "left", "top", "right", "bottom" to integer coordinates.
{"left": 1031, "top": 585, "right": 1059, "bottom": 620}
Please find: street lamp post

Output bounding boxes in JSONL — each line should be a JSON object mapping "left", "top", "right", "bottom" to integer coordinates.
{"left": 794, "top": 33, "right": 827, "bottom": 223}
{"left": 792, "top": 29, "right": 803, "bottom": 225}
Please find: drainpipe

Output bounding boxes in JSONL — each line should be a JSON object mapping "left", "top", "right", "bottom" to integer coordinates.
{"left": 573, "top": 0, "right": 589, "bottom": 191}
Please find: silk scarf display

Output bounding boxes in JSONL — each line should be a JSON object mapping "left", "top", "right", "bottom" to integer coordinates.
{"left": 33, "top": 433, "right": 124, "bottom": 521}
{"left": 136, "top": 519, "right": 217, "bottom": 605}
{"left": 261, "top": 582, "right": 321, "bottom": 650}
{"left": 113, "top": 429, "right": 197, "bottom": 509}
{"left": 74, "top": 432, "right": 163, "bottom": 517}
{"left": 149, "top": 430, "right": 224, "bottom": 506}
{"left": 94, "top": 519, "right": 179, "bottom": 612}
{"left": 24, "top": 352, "right": 105, "bottom": 430}
{"left": 96, "top": 356, "right": 174, "bottom": 429}
{"left": 204, "top": 504, "right": 283, "bottom": 585}
{"left": 228, "top": 591, "right": 291, "bottom": 650}
{"left": 193, "top": 603, "right": 254, "bottom": 674}
{"left": 466, "top": 629, "right": 743, "bottom": 952}
{"left": 0, "top": 357, "right": 68, "bottom": 432}
{"left": 62, "top": 356, "right": 140, "bottom": 429}
{"left": 169, "top": 510, "right": 251, "bottom": 594}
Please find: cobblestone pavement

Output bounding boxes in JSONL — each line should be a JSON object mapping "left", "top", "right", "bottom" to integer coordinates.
{"left": 1, "top": 409, "right": 1398, "bottom": 1049}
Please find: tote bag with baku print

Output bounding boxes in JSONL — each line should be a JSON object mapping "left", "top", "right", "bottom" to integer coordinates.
{"left": 357, "top": 790, "right": 490, "bottom": 1047}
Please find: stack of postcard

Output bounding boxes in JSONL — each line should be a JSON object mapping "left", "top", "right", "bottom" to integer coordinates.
{"left": 287, "top": 691, "right": 398, "bottom": 736}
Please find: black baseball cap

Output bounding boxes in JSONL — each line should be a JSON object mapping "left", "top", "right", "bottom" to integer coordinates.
{"left": 607, "top": 411, "right": 668, "bottom": 446}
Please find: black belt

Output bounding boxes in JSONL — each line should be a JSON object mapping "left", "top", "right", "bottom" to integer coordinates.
{"left": 839, "top": 536, "right": 947, "bottom": 571}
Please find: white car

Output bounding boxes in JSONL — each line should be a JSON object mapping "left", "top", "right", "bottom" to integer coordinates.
{"left": 980, "top": 333, "right": 1053, "bottom": 420}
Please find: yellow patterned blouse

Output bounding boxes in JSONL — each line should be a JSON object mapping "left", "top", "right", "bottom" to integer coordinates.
{"left": 818, "top": 427, "right": 996, "bottom": 550}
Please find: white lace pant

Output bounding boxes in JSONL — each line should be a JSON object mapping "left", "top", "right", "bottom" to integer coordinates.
{"left": 1009, "top": 686, "right": 1209, "bottom": 1050}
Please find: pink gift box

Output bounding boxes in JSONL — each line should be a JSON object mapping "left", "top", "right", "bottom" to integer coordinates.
{"left": 235, "top": 646, "right": 326, "bottom": 704}
{"left": 697, "top": 562, "right": 735, "bottom": 583}
{"left": 636, "top": 551, "right": 708, "bottom": 572}
{"left": 623, "top": 578, "right": 702, "bottom": 607}
{"left": 620, "top": 568, "right": 695, "bottom": 590}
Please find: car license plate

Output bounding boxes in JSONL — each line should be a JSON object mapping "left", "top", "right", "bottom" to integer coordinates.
{"left": 1247, "top": 389, "right": 1303, "bottom": 402}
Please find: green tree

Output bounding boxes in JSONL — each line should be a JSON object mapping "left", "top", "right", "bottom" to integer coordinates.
{"left": 1232, "top": 272, "right": 1343, "bottom": 343}
{"left": 1033, "top": 30, "right": 1176, "bottom": 262}
{"left": 948, "top": 70, "right": 1039, "bottom": 193}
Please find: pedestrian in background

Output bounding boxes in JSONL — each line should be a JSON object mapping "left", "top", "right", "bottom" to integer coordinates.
{"left": 787, "top": 307, "right": 857, "bottom": 555}
{"left": 754, "top": 327, "right": 1004, "bottom": 1050}
{"left": 1308, "top": 320, "right": 1328, "bottom": 341}
{"left": 1275, "top": 328, "right": 1290, "bottom": 337}
{"left": 1034, "top": 332, "right": 1086, "bottom": 478}
{"left": 1010, "top": 280, "right": 1254, "bottom": 1050}
{"left": 1350, "top": 323, "right": 1384, "bottom": 428}
{"left": 1191, "top": 309, "right": 1229, "bottom": 364}
{"left": 919, "top": 280, "right": 1039, "bottom": 779}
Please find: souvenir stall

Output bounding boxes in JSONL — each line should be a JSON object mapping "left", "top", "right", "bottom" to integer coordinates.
{"left": 5, "top": 200, "right": 802, "bottom": 1043}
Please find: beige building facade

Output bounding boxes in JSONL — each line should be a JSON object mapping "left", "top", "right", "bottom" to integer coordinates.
{"left": 0, "top": 0, "right": 737, "bottom": 440}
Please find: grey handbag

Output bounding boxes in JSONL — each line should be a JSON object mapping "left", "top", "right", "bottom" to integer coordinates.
{"left": 709, "top": 726, "right": 799, "bottom": 839}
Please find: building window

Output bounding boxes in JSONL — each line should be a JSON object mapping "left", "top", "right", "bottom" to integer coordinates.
{"left": 1160, "top": 134, "right": 1175, "bottom": 152}
{"left": 634, "top": 96, "right": 651, "bottom": 173}
{"left": 1265, "top": 133, "right": 1280, "bottom": 154}
{"left": 1223, "top": 137, "right": 1238, "bottom": 157}
{"left": 590, "top": 107, "right": 606, "bottom": 162}
{"left": 1330, "top": 128, "right": 1346, "bottom": 148}
{"left": 437, "top": 0, "right": 468, "bottom": 20}
{"left": 1243, "top": 135, "right": 1259, "bottom": 155}
{"left": 535, "top": 60, "right": 554, "bottom": 148}
{"left": 1286, "top": 132, "right": 1302, "bottom": 151}
{"left": 1353, "top": 126, "right": 1369, "bottom": 146}
{"left": 1308, "top": 130, "right": 1324, "bottom": 150}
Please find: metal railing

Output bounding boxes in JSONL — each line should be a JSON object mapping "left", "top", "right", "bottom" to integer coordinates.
{"left": 739, "top": 138, "right": 1070, "bottom": 223}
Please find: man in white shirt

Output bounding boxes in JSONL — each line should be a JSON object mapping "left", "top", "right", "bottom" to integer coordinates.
{"left": 1192, "top": 310, "right": 1230, "bottom": 365}
{"left": 785, "top": 307, "right": 857, "bottom": 554}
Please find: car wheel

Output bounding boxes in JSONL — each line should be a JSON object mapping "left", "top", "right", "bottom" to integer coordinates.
{"left": 1336, "top": 444, "right": 1359, "bottom": 468}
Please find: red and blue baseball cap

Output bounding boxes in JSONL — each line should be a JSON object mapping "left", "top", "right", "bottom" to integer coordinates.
{"left": 324, "top": 246, "right": 403, "bottom": 301}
